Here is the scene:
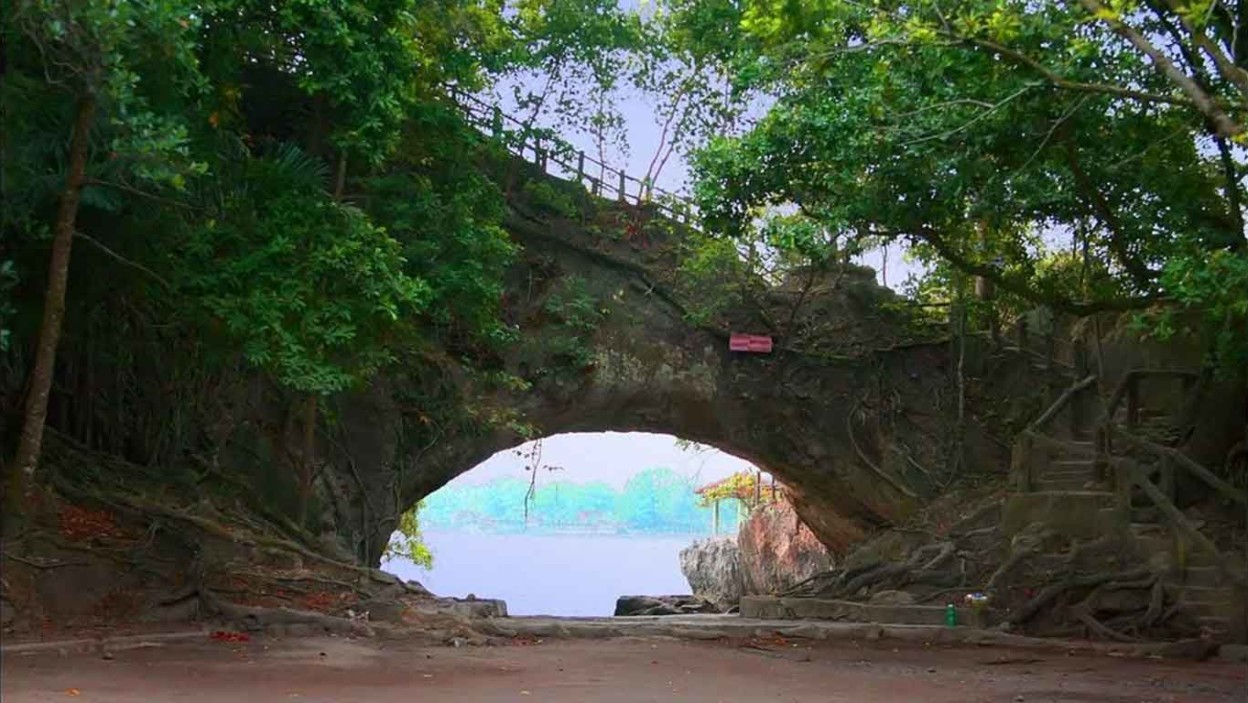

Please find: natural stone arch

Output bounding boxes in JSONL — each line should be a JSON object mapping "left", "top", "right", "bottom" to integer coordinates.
{"left": 321, "top": 167, "right": 1019, "bottom": 566}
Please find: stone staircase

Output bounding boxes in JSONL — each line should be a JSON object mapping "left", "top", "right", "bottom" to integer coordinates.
{"left": 1121, "top": 494, "right": 1241, "bottom": 638}
{"left": 1012, "top": 369, "right": 1245, "bottom": 641}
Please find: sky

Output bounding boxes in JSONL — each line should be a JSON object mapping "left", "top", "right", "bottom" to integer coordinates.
{"left": 487, "top": 54, "right": 925, "bottom": 291}
{"left": 445, "top": 432, "right": 764, "bottom": 491}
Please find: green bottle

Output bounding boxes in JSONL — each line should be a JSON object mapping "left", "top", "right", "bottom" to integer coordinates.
{"left": 944, "top": 603, "right": 957, "bottom": 627}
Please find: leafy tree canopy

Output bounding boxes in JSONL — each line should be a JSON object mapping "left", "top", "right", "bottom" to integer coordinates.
{"left": 662, "top": 0, "right": 1248, "bottom": 367}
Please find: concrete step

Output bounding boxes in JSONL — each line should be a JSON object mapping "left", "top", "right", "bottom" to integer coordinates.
{"left": 1167, "top": 585, "right": 1236, "bottom": 606}
{"left": 1128, "top": 523, "right": 1171, "bottom": 542}
{"left": 1177, "top": 566, "right": 1225, "bottom": 589}
{"left": 1184, "top": 555, "right": 1224, "bottom": 571}
{"left": 738, "top": 596, "right": 1000, "bottom": 629}
{"left": 1179, "top": 602, "right": 1227, "bottom": 617}
{"left": 1195, "top": 616, "right": 1232, "bottom": 634}
{"left": 1036, "top": 478, "right": 1094, "bottom": 491}
{"left": 1057, "top": 441, "right": 1096, "bottom": 457}
{"left": 1041, "top": 470, "right": 1095, "bottom": 483}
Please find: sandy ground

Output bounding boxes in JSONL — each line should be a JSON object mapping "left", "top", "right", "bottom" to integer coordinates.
{"left": 2, "top": 634, "right": 1245, "bottom": 702}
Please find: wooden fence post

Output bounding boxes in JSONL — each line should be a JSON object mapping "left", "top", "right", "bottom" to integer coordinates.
{"left": 617, "top": 171, "right": 626, "bottom": 202}
{"left": 1126, "top": 375, "right": 1140, "bottom": 431}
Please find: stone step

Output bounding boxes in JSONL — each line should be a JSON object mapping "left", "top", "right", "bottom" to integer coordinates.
{"left": 738, "top": 596, "right": 999, "bottom": 629}
{"left": 1184, "top": 552, "right": 1223, "bottom": 569}
{"left": 1128, "top": 521, "right": 1168, "bottom": 533}
{"left": 1130, "top": 507, "right": 1160, "bottom": 523}
{"left": 1178, "top": 602, "right": 1227, "bottom": 617}
{"left": 1167, "top": 585, "right": 1236, "bottom": 606}
{"left": 1052, "top": 458, "right": 1095, "bottom": 469}
{"left": 1035, "top": 478, "right": 1093, "bottom": 491}
{"left": 1177, "top": 566, "right": 1225, "bottom": 589}
{"left": 1040, "top": 470, "right": 1095, "bottom": 483}
{"left": 1195, "top": 616, "right": 1232, "bottom": 634}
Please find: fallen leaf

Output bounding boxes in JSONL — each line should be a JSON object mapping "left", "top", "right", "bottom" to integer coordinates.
{"left": 65, "top": 690, "right": 81, "bottom": 697}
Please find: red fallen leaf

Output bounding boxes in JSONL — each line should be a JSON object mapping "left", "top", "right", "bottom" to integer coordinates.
{"left": 210, "top": 630, "right": 251, "bottom": 643}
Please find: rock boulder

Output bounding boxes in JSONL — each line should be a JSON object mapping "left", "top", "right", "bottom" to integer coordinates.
{"left": 679, "top": 537, "right": 745, "bottom": 608}
{"left": 738, "top": 499, "right": 835, "bottom": 595}
{"left": 613, "top": 595, "right": 720, "bottom": 616}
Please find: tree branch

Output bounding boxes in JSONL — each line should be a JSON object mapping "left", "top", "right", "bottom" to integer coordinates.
{"left": 1061, "top": 135, "right": 1155, "bottom": 288}
{"left": 904, "top": 225, "right": 1159, "bottom": 315}
{"left": 957, "top": 35, "right": 1198, "bottom": 108}
{"left": 1075, "top": 0, "right": 1245, "bottom": 138}
{"left": 1160, "top": 0, "right": 1248, "bottom": 106}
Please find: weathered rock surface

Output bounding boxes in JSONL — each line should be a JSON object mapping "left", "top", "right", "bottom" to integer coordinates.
{"left": 613, "top": 595, "right": 720, "bottom": 617}
{"left": 739, "top": 500, "right": 835, "bottom": 595}
{"left": 680, "top": 538, "right": 745, "bottom": 607}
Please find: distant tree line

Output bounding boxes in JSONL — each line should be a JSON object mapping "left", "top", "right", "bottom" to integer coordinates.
{"left": 420, "top": 467, "right": 744, "bottom": 535}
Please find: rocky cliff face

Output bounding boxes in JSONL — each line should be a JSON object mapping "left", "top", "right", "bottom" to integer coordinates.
{"left": 739, "top": 499, "right": 835, "bottom": 595}
{"left": 679, "top": 501, "right": 836, "bottom": 606}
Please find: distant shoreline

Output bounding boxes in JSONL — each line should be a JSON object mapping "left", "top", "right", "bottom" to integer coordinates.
{"left": 418, "top": 527, "right": 727, "bottom": 539}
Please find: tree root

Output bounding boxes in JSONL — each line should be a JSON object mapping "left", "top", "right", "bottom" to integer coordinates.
{"left": 197, "top": 588, "right": 373, "bottom": 637}
{"left": 1075, "top": 612, "right": 1139, "bottom": 642}
{"left": 1008, "top": 568, "right": 1151, "bottom": 626}
{"left": 1141, "top": 579, "right": 1166, "bottom": 629}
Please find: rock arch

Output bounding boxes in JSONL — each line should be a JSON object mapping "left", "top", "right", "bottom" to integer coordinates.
{"left": 322, "top": 168, "right": 1019, "bottom": 566}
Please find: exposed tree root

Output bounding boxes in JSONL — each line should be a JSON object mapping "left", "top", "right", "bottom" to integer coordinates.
{"left": 1076, "top": 612, "right": 1139, "bottom": 642}
{"left": 1008, "top": 568, "right": 1151, "bottom": 626}
{"left": 197, "top": 587, "right": 373, "bottom": 636}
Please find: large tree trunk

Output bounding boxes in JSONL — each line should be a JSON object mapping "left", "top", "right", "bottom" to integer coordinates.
{"left": 9, "top": 95, "right": 96, "bottom": 504}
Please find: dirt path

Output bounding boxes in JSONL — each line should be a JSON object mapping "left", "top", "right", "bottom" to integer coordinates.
{"left": 2, "top": 634, "right": 1244, "bottom": 702}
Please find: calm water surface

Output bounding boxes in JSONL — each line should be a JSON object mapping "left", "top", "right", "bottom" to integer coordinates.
{"left": 384, "top": 531, "right": 700, "bottom": 616}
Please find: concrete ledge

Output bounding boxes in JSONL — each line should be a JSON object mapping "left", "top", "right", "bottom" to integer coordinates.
{"left": 4, "top": 616, "right": 1234, "bottom": 662}
{"left": 480, "top": 615, "right": 1229, "bottom": 660}
{"left": 738, "top": 596, "right": 997, "bottom": 628}
{"left": 1, "top": 629, "right": 210, "bottom": 656}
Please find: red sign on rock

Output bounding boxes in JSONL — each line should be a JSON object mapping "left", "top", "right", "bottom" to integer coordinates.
{"left": 729, "top": 333, "right": 773, "bottom": 354}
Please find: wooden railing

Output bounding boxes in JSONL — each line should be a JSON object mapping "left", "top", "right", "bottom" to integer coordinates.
{"left": 1098, "top": 369, "right": 1245, "bottom": 573}
{"left": 449, "top": 89, "right": 700, "bottom": 226}
{"left": 1097, "top": 368, "right": 1202, "bottom": 448}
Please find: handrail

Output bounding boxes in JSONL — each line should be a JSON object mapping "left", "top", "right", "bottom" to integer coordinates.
{"left": 1098, "top": 368, "right": 1201, "bottom": 430}
{"left": 447, "top": 88, "right": 701, "bottom": 227}
{"left": 1026, "top": 374, "right": 1096, "bottom": 434}
{"left": 1113, "top": 426, "right": 1247, "bottom": 507}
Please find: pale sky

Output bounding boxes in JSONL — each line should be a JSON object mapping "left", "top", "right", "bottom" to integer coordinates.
{"left": 489, "top": 44, "right": 922, "bottom": 291}
{"left": 446, "top": 432, "right": 764, "bottom": 491}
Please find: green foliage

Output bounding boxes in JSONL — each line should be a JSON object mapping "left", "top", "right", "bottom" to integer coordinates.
{"left": 0, "top": 261, "right": 17, "bottom": 352}
{"left": 695, "top": 470, "right": 776, "bottom": 512}
{"left": 180, "top": 149, "right": 428, "bottom": 394}
{"left": 383, "top": 501, "right": 433, "bottom": 567}
{"left": 522, "top": 180, "right": 581, "bottom": 219}
{"left": 675, "top": 231, "right": 749, "bottom": 325}
{"left": 537, "top": 276, "right": 607, "bottom": 370}
{"left": 664, "top": 0, "right": 1248, "bottom": 367}
{"left": 6, "top": 0, "right": 208, "bottom": 214}
{"left": 363, "top": 117, "right": 518, "bottom": 356}
{"left": 1148, "top": 248, "right": 1248, "bottom": 373}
